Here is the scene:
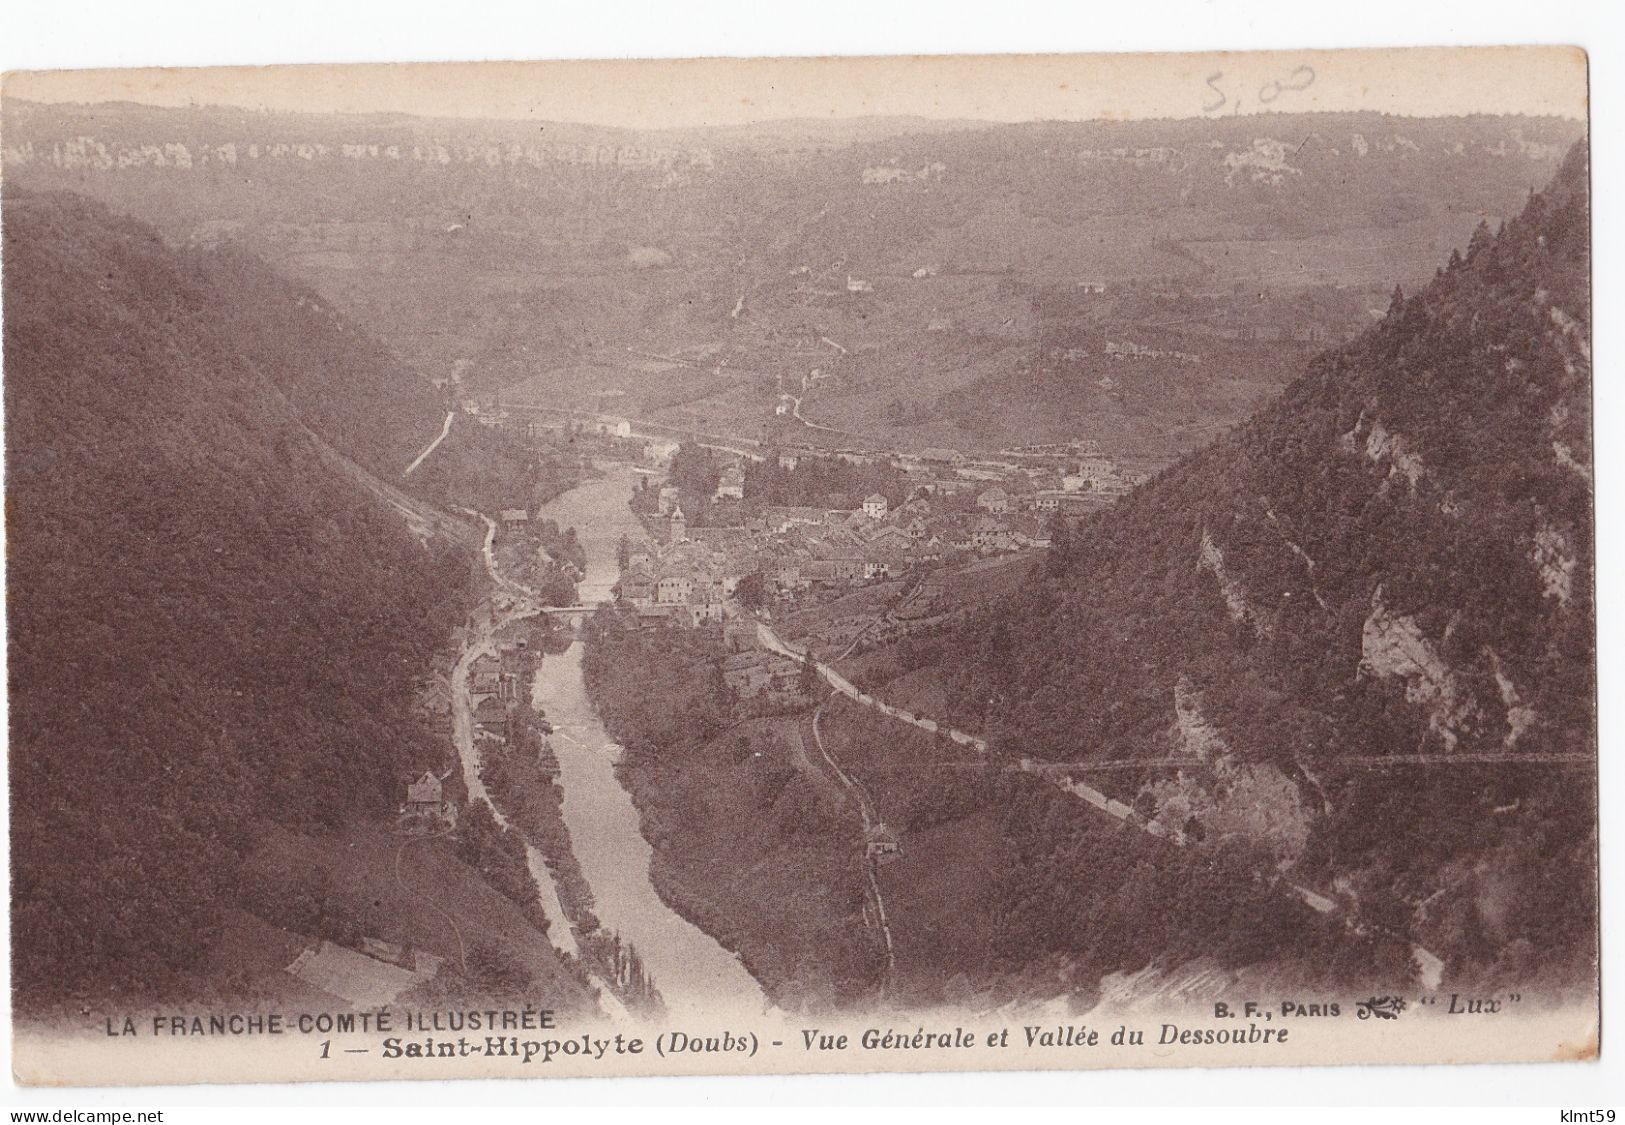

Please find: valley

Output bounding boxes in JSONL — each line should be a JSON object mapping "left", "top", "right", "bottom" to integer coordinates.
{"left": 4, "top": 100, "right": 1582, "bottom": 464}
{"left": 3, "top": 88, "right": 1595, "bottom": 1045}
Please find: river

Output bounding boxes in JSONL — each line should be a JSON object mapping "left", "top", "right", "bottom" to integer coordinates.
{"left": 533, "top": 466, "right": 773, "bottom": 1019}
{"left": 445, "top": 512, "right": 637, "bottom": 1015}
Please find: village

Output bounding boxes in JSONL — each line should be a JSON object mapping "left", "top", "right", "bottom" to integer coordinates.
{"left": 375, "top": 394, "right": 1156, "bottom": 1005}
{"left": 407, "top": 618, "right": 543, "bottom": 825}
{"left": 604, "top": 444, "right": 1136, "bottom": 622}
{"left": 385, "top": 405, "right": 1123, "bottom": 845}
{"left": 409, "top": 397, "right": 1156, "bottom": 711}
{"left": 456, "top": 396, "right": 1146, "bottom": 614}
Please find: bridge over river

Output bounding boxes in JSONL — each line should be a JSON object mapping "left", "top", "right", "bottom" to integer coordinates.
{"left": 534, "top": 604, "right": 598, "bottom": 630}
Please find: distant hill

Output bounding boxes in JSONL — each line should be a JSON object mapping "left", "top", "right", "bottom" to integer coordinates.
{"left": 2, "top": 99, "right": 1584, "bottom": 456}
{"left": 922, "top": 142, "right": 1594, "bottom": 989}
{"left": 678, "top": 114, "right": 999, "bottom": 152}
{"left": 3, "top": 192, "right": 501, "bottom": 1008}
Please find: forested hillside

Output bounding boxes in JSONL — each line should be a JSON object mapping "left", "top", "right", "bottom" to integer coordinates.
{"left": 5, "top": 192, "right": 476, "bottom": 1008}
{"left": 934, "top": 142, "right": 1595, "bottom": 987}
{"left": 184, "top": 243, "right": 448, "bottom": 476}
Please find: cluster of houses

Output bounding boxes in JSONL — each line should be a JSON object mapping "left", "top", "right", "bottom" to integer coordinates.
{"left": 469, "top": 394, "right": 1150, "bottom": 519}
{"left": 597, "top": 434, "right": 1156, "bottom": 627}
{"left": 886, "top": 445, "right": 1145, "bottom": 500}
{"left": 610, "top": 545, "right": 732, "bottom": 628}
{"left": 754, "top": 493, "right": 1059, "bottom": 591}
{"left": 404, "top": 629, "right": 542, "bottom": 825}
{"left": 614, "top": 473, "right": 1097, "bottom": 626}
{"left": 1104, "top": 339, "right": 1202, "bottom": 364}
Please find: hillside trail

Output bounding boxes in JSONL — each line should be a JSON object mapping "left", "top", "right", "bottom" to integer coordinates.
{"left": 786, "top": 717, "right": 846, "bottom": 807}
{"left": 403, "top": 411, "right": 455, "bottom": 477}
{"left": 809, "top": 704, "right": 895, "bottom": 989}
{"left": 302, "top": 423, "right": 482, "bottom": 549}
{"left": 391, "top": 828, "right": 468, "bottom": 973}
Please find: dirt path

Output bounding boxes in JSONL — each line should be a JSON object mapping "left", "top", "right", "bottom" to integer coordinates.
{"left": 759, "top": 616, "right": 1449, "bottom": 989}
{"left": 756, "top": 620, "right": 988, "bottom": 752}
{"left": 809, "top": 704, "right": 895, "bottom": 985}
{"left": 403, "top": 411, "right": 455, "bottom": 477}
{"left": 786, "top": 717, "right": 846, "bottom": 807}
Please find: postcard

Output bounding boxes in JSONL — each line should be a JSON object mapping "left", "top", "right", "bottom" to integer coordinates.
{"left": 1, "top": 45, "right": 1595, "bottom": 1085}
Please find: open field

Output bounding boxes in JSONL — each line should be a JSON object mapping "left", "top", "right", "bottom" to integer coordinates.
{"left": 209, "top": 819, "right": 596, "bottom": 1011}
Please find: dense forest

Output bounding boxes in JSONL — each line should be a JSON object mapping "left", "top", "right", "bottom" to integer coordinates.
{"left": 927, "top": 142, "right": 1595, "bottom": 989}
{"left": 5, "top": 192, "right": 479, "bottom": 1009}
{"left": 173, "top": 242, "right": 447, "bottom": 477}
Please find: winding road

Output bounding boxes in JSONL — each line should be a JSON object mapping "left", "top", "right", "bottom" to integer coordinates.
{"left": 752, "top": 615, "right": 1449, "bottom": 989}
{"left": 756, "top": 621, "right": 989, "bottom": 753}
{"left": 776, "top": 366, "right": 858, "bottom": 436}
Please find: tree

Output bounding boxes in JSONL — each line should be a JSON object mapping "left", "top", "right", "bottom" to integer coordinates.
{"left": 798, "top": 654, "right": 821, "bottom": 698}
{"left": 1046, "top": 516, "right": 1075, "bottom": 576}
{"left": 464, "top": 941, "right": 536, "bottom": 996}
{"left": 735, "top": 571, "right": 767, "bottom": 611}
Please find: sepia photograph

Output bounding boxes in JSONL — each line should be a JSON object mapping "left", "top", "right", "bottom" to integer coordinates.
{"left": 0, "top": 32, "right": 1602, "bottom": 1095}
